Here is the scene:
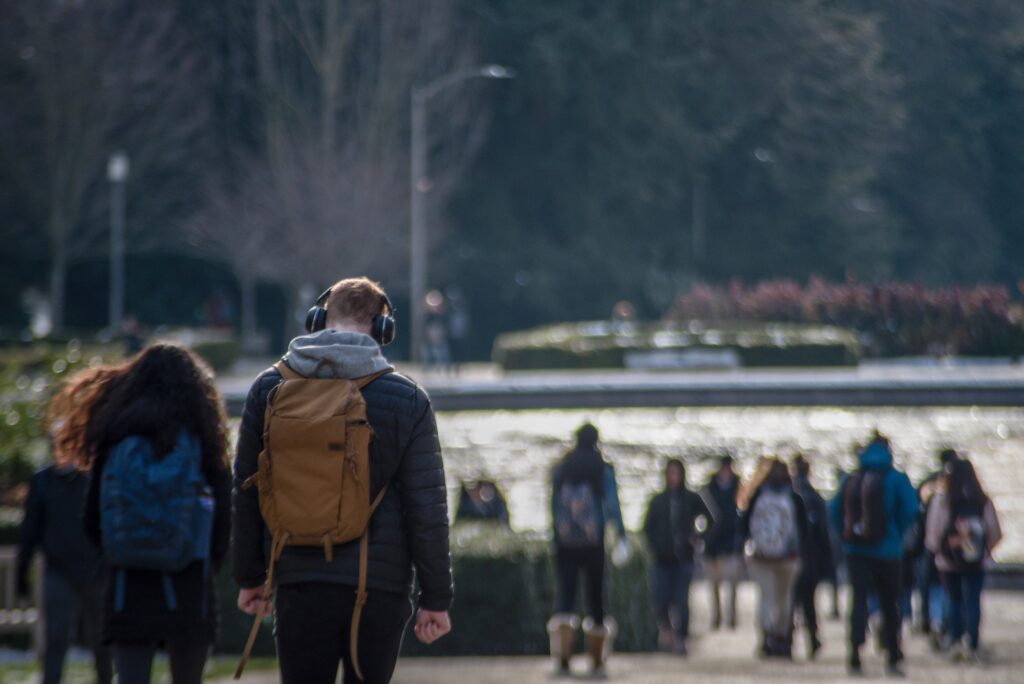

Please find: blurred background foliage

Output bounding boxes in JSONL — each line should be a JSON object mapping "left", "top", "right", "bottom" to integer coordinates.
{"left": 1, "top": 0, "right": 1023, "bottom": 359}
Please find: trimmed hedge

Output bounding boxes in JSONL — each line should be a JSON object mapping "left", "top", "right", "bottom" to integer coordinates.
{"left": 493, "top": 320, "right": 859, "bottom": 370}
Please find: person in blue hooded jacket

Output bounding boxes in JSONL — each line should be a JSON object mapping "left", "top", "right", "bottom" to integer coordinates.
{"left": 829, "top": 433, "right": 918, "bottom": 677}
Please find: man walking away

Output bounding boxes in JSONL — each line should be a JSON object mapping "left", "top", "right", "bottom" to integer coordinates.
{"left": 701, "top": 454, "right": 743, "bottom": 630}
{"left": 233, "top": 277, "right": 452, "bottom": 684}
{"left": 643, "top": 459, "right": 714, "bottom": 656}
{"left": 829, "top": 433, "right": 918, "bottom": 677}
{"left": 18, "top": 424, "right": 112, "bottom": 684}
{"left": 790, "top": 454, "right": 833, "bottom": 659}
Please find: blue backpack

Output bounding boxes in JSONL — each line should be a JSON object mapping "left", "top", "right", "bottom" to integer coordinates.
{"left": 554, "top": 481, "right": 602, "bottom": 547}
{"left": 99, "top": 431, "right": 214, "bottom": 613}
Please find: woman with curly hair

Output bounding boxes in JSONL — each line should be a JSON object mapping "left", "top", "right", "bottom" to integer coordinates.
{"left": 74, "top": 344, "right": 231, "bottom": 684}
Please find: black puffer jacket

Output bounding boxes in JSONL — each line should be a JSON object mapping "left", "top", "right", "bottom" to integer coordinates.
{"left": 232, "top": 366, "right": 453, "bottom": 612}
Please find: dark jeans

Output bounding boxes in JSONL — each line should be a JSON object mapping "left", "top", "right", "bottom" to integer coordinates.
{"left": 43, "top": 570, "right": 112, "bottom": 684}
{"left": 943, "top": 570, "right": 985, "bottom": 650}
{"left": 112, "top": 639, "right": 208, "bottom": 684}
{"left": 848, "top": 555, "right": 902, "bottom": 664}
{"left": 793, "top": 568, "right": 819, "bottom": 640}
{"left": 275, "top": 583, "right": 413, "bottom": 684}
{"left": 649, "top": 560, "right": 694, "bottom": 638}
{"left": 554, "top": 546, "right": 605, "bottom": 622}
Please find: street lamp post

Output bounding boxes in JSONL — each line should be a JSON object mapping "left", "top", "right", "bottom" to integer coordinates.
{"left": 410, "top": 64, "right": 514, "bottom": 363}
{"left": 107, "top": 151, "right": 129, "bottom": 332}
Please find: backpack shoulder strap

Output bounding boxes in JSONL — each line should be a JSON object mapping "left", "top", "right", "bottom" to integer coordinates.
{"left": 349, "top": 484, "right": 389, "bottom": 681}
{"left": 273, "top": 359, "right": 303, "bottom": 380}
{"left": 354, "top": 368, "right": 393, "bottom": 389}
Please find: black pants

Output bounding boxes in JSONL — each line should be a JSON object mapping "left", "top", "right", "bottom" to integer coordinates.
{"left": 554, "top": 546, "right": 605, "bottom": 622}
{"left": 43, "top": 570, "right": 112, "bottom": 684}
{"left": 793, "top": 568, "right": 819, "bottom": 640}
{"left": 275, "top": 583, "right": 413, "bottom": 684}
{"left": 848, "top": 555, "right": 902, "bottom": 664}
{"left": 112, "top": 639, "right": 208, "bottom": 684}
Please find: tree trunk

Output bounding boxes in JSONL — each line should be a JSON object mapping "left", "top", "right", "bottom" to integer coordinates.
{"left": 691, "top": 172, "right": 707, "bottom": 269}
{"left": 239, "top": 270, "right": 259, "bottom": 354}
{"left": 49, "top": 232, "right": 67, "bottom": 336}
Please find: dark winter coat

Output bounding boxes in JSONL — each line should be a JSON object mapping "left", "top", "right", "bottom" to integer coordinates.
{"left": 18, "top": 466, "right": 105, "bottom": 590}
{"left": 84, "top": 436, "right": 231, "bottom": 644}
{"left": 231, "top": 342, "right": 453, "bottom": 612}
{"left": 643, "top": 488, "right": 714, "bottom": 564}
{"left": 792, "top": 475, "right": 834, "bottom": 580}
{"left": 701, "top": 475, "right": 743, "bottom": 557}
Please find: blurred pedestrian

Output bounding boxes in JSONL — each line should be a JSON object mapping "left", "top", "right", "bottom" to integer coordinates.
{"left": 548, "top": 423, "right": 627, "bottom": 676}
{"left": 455, "top": 479, "right": 510, "bottom": 527}
{"left": 925, "top": 458, "right": 1002, "bottom": 662}
{"left": 701, "top": 454, "right": 743, "bottom": 630}
{"left": 916, "top": 449, "right": 959, "bottom": 642}
{"left": 740, "top": 458, "right": 807, "bottom": 659}
{"left": 642, "top": 459, "right": 714, "bottom": 655}
{"left": 18, "top": 401, "right": 112, "bottom": 684}
{"left": 78, "top": 345, "right": 232, "bottom": 684}
{"left": 829, "top": 433, "right": 918, "bottom": 677}
{"left": 790, "top": 454, "right": 832, "bottom": 659}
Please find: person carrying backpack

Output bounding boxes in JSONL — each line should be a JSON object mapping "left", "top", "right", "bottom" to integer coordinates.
{"left": 548, "top": 423, "right": 626, "bottom": 676}
{"left": 828, "top": 433, "right": 918, "bottom": 677}
{"left": 700, "top": 454, "right": 743, "bottom": 631}
{"left": 740, "top": 458, "right": 807, "bottom": 659}
{"left": 232, "top": 277, "right": 452, "bottom": 684}
{"left": 18, "top": 416, "right": 111, "bottom": 684}
{"left": 77, "top": 345, "right": 231, "bottom": 684}
{"left": 642, "top": 459, "right": 714, "bottom": 655}
{"left": 924, "top": 457, "right": 1001, "bottom": 662}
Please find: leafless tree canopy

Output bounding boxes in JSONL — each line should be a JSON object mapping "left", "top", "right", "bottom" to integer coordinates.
{"left": 190, "top": 0, "right": 491, "bottom": 334}
{"left": 0, "top": 0, "right": 208, "bottom": 330}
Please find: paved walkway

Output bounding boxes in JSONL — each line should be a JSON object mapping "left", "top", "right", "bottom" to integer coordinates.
{"left": 217, "top": 583, "right": 1024, "bottom": 684}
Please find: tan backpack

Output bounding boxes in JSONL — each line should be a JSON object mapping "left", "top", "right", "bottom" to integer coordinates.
{"left": 235, "top": 361, "right": 390, "bottom": 680}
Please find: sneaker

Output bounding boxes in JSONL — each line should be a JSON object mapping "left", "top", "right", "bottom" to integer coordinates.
{"left": 949, "top": 642, "right": 967, "bottom": 663}
{"left": 848, "top": 652, "right": 863, "bottom": 676}
{"left": 673, "top": 637, "right": 689, "bottom": 658}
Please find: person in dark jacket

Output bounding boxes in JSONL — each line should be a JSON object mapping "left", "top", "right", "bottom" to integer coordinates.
{"left": 740, "top": 458, "right": 808, "bottom": 659}
{"left": 701, "top": 454, "right": 743, "bottom": 630}
{"left": 790, "top": 454, "right": 833, "bottom": 659}
{"left": 548, "top": 423, "right": 626, "bottom": 676}
{"left": 829, "top": 433, "right": 918, "bottom": 677}
{"left": 233, "top": 277, "right": 453, "bottom": 684}
{"left": 17, "top": 425, "right": 111, "bottom": 684}
{"left": 643, "top": 459, "right": 714, "bottom": 655}
{"left": 75, "top": 345, "right": 231, "bottom": 684}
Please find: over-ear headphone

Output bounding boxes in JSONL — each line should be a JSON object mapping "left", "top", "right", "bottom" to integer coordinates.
{"left": 305, "top": 287, "right": 397, "bottom": 346}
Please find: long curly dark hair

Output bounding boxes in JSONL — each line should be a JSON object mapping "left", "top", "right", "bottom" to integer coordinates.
{"left": 75, "top": 344, "right": 228, "bottom": 474}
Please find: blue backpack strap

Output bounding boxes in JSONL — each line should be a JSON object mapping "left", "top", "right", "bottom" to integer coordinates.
{"left": 200, "top": 557, "right": 210, "bottom": 619}
{"left": 161, "top": 574, "right": 178, "bottom": 611}
{"left": 114, "top": 568, "right": 126, "bottom": 612}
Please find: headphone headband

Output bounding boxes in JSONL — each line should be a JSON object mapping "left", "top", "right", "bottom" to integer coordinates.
{"left": 306, "top": 284, "right": 396, "bottom": 346}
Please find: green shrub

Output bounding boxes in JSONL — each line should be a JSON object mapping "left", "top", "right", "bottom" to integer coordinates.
{"left": 191, "top": 339, "right": 240, "bottom": 373}
{"left": 493, "top": 320, "right": 859, "bottom": 370}
{"left": 400, "top": 525, "right": 657, "bottom": 656}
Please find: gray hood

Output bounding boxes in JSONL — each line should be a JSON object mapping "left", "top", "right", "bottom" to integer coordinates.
{"left": 282, "top": 330, "right": 393, "bottom": 379}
